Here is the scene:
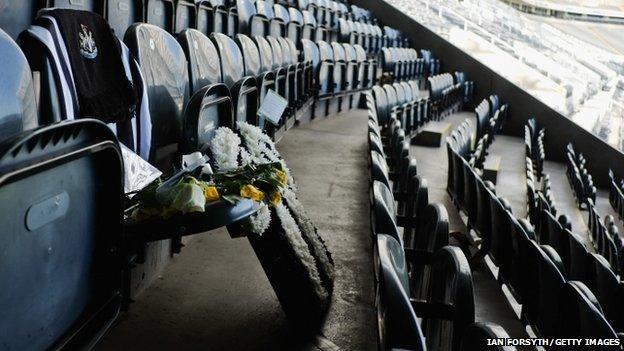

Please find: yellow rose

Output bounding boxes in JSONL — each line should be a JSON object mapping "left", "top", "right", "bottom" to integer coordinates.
{"left": 270, "top": 191, "right": 282, "bottom": 207}
{"left": 275, "top": 169, "right": 288, "bottom": 187}
{"left": 204, "top": 186, "right": 220, "bottom": 202}
{"left": 240, "top": 184, "right": 265, "bottom": 202}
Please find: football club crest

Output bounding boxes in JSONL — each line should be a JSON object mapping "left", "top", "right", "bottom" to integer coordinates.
{"left": 78, "top": 24, "right": 98, "bottom": 59}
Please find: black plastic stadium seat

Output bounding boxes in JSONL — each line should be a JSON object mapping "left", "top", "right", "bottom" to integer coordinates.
{"left": 593, "top": 253, "right": 624, "bottom": 332}
{"left": 560, "top": 281, "right": 620, "bottom": 343}
{"left": 177, "top": 28, "right": 223, "bottom": 94}
{"left": 211, "top": 32, "right": 259, "bottom": 127}
{"left": 174, "top": 0, "right": 197, "bottom": 33}
{"left": 377, "top": 234, "right": 427, "bottom": 351}
{"left": 0, "top": 119, "right": 124, "bottom": 350}
{"left": 125, "top": 22, "right": 189, "bottom": 171}
{"left": 271, "top": 3, "right": 289, "bottom": 37}
{"left": 0, "top": 29, "right": 38, "bottom": 141}
{"left": 287, "top": 7, "right": 303, "bottom": 43}
{"left": 43, "top": 0, "right": 97, "bottom": 11}
{"left": 236, "top": 33, "right": 276, "bottom": 131}
{"left": 0, "top": 1, "right": 37, "bottom": 39}
{"left": 104, "top": 0, "right": 144, "bottom": 38}
{"left": 145, "top": 0, "right": 175, "bottom": 33}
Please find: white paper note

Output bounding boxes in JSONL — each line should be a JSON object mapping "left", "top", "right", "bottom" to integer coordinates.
{"left": 258, "top": 89, "right": 288, "bottom": 126}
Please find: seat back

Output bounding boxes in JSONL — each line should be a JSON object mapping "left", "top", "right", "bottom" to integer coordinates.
{"left": 210, "top": 32, "right": 244, "bottom": 88}
{"left": 425, "top": 246, "right": 474, "bottom": 351}
{"left": 145, "top": 0, "right": 175, "bottom": 32}
{"left": 560, "top": 281, "right": 619, "bottom": 339}
{"left": 207, "top": 35, "right": 257, "bottom": 126}
{"left": 254, "top": 35, "right": 275, "bottom": 73}
{"left": 376, "top": 234, "right": 427, "bottom": 351}
{"left": 372, "top": 180, "right": 401, "bottom": 244}
{"left": 236, "top": 33, "right": 262, "bottom": 77}
{"left": 287, "top": 7, "right": 303, "bottom": 43}
{"left": 174, "top": 0, "right": 197, "bottom": 33}
{"left": 0, "top": 1, "right": 36, "bottom": 39}
{"left": 414, "top": 203, "right": 449, "bottom": 254}
{"left": 44, "top": 0, "right": 97, "bottom": 10}
{"left": 0, "top": 120, "right": 123, "bottom": 351}
{"left": 272, "top": 4, "right": 289, "bottom": 37}
{"left": 536, "top": 244, "right": 566, "bottom": 338}
{"left": 196, "top": 0, "right": 213, "bottom": 34}
{"left": 178, "top": 29, "right": 223, "bottom": 94}
{"left": 125, "top": 23, "right": 189, "bottom": 171}
{"left": 593, "top": 253, "right": 624, "bottom": 331}
{"left": 317, "top": 40, "right": 334, "bottom": 96}
{"left": 0, "top": 30, "right": 38, "bottom": 142}
{"left": 104, "top": 0, "right": 144, "bottom": 38}
{"left": 181, "top": 83, "right": 233, "bottom": 153}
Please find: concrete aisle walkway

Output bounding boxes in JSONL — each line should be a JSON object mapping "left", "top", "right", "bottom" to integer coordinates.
{"left": 97, "top": 110, "right": 375, "bottom": 351}
{"left": 542, "top": 161, "right": 590, "bottom": 246}
{"left": 485, "top": 135, "right": 528, "bottom": 219}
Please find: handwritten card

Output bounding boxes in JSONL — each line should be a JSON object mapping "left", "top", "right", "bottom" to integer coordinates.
{"left": 258, "top": 89, "right": 288, "bottom": 126}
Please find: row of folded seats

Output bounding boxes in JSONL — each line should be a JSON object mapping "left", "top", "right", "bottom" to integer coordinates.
{"left": 309, "top": 39, "right": 376, "bottom": 117}
{"left": 371, "top": 82, "right": 430, "bottom": 137}
{"left": 566, "top": 142, "right": 597, "bottom": 210}
{"left": 365, "top": 92, "right": 513, "bottom": 351}
{"left": 446, "top": 113, "right": 624, "bottom": 346}
{"left": 525, "top": 118, "right": 556, "bottom": 230}
{"left": 473, "top": 94, "right": 506, "bottom": 141}
{"left": 0, "top": 5, "right": 381, "bottom": 194}
{"left": 427, "top": 72, "right": 476, "bottom": 121}
{"left": 609, "top": 170, "right": 624, "bottom": 234}
{"left": 525, "top": 120, "right": 624, "bottom": 341}
{"left": 381, "top": 47, "right": 428, "bottom": 82}
{"left": 4, "top": 0, "right": 405, "bottom": 54}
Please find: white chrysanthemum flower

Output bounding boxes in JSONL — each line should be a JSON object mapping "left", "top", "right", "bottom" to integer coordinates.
{"left": 210, "top": 127, "right": 241, "bottom": 171}
{"left": 249, "top": 203, "right": 271, "bottom": 235}
{"left": 275, "top": 203, "right": 328, "bottom": 302}
{"left": 283, "top": 188, "right": 334, "bottom": 280}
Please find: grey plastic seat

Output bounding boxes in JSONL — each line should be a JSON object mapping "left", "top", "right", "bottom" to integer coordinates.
{"left": 0, "top": 29, "right": 38, "bottom": 142}
{"left": 125, "top": 23, "right": 189, "bottom": 171}
{"left": 0, "top": 119, "right": 124, "bottom": 351}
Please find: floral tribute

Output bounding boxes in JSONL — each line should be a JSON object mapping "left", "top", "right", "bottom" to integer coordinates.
{"left": 126, "top": 121, "right": 334, "bottom": 325}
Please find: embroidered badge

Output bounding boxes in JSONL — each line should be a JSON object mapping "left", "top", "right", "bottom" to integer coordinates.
{"left": 79, "top": 24, "right": 98, "bottom": 59}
